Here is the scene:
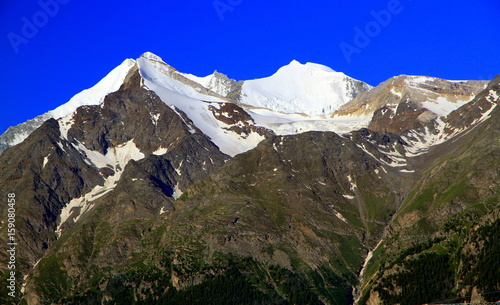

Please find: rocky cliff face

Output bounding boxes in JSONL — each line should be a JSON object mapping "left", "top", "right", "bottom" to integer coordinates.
{"left": 0, "top": 54, "right": 498, "bottom": 304}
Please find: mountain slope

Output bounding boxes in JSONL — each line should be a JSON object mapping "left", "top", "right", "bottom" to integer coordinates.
{"left": 0, "top": 66, "right": 230, "bottom": 303}
{"left": 358, "top": 75, "right": 500, "bottom": 305}
{"left": 22, "top": 130, "right": 408, "bottom": 304}
{"left": 0, "top": 52, "right": 498, "bottom": 304}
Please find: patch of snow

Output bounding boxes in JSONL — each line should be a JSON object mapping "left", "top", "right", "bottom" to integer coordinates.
{"left": 335, "top": 212, "right": 348, "bottom": 223}
{"left": 159, "top": 207, "right": 167, "bottom": 215}
{"left": 56, "top": 140, "right": 145, "bottom": 237}
{"left": 172, "top": 183, "right": 183, "bottom": 199}
{"left": 472, "top": 103, "right": 497, "bottom": 125}
{"left": 403, "top": 100, "right": 497, "bottom": 156}
{"left": 42, "top": 155, "right": 49, "bottom": 169}
{"left": 399, "top": 169, "right": 415, "bottom": 173}
{"left": 183, "top": 72, "right": 230, "bottom": 97}
{"left": 421, "top": 96, "right": 471, "bottom": 117}
{"left": 487, "top": 89, "right": 499, "bottom": 103}
{"left": 7, "top": 130, "right": 32, "bottom": 147}
{"left": 330, "top": 208, "right": 348, "bottom": 223}
{"left": 153, "top": 146, "right": 168, "bottom": 155}
{"left": 169, "top": 106, "right": 197, "bottom": 134}
{"left": 404, "top": 75, "right": 435, "bottom": 87}
{"left": 387, "top": 154, "right": 407, "bottom": 163}
{"left": 343, "top": 194, "right": 355, "bottom": 200}
{"left": 346, "top": 175, "right": 357, "bottom": 191}
{"left": 175, "top": 161, "right": 183, "bottom": 176}
{"left": 58, "top": 114, "right": 75, "bottom": 139}
{"left": 150, "top": 112, "right": 160, "bottom": 125}
{"left": 355, "top": 143, "right": 407, "bottom": 167}
{"left": 390, "top": 88, "right": 403, "bottom": 99}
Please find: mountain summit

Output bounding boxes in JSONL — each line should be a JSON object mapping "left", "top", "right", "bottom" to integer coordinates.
{"left": 0, "top": 52, "right": 498, "bottom": 305}
{"left": 0, "top": 53, "right": 371, "bottom": 155}
{"left": 238, "top": 59, "right": 372, "bottom": 115}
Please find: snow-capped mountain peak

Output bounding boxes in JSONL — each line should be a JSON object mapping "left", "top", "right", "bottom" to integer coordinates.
{"left": 182, "top": 71, "right": 242, "bottom": 100}
{"left": 279, "top": 59, "right": 337, "bottom": 74}
{"left": 0, "top": 58, "right": 137, "bottom": 152}
{"left": 140, "top": 51, "right": 167, "bottom": 65}
{"left": 49, "top": 58, "right": 137, "bottom": 119}
{"left": 240, "top": 60, "right": 372, "bottom": 116}
{"left": 0, "top": 51, "right": 494, "bottom": 161}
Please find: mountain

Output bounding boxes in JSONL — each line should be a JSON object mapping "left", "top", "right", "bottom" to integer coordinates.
{"left": 0, "top": 54, "right": 373, "bottom": 156}
{"left": 238, "top": 60, "right": 372, "bottom": 116}
{"left": 358, "top": 76, "right": 500, "bottom": 304}
{"left": 0, "top": 59, "right": 136, "bottom": 155}
{"left": 0, "top": 52, "right": 497, "bottom": 305}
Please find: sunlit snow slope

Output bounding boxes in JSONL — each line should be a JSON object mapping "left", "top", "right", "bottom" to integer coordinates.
{"left": 240, "top": 60, "right": 372, "bottom": 115}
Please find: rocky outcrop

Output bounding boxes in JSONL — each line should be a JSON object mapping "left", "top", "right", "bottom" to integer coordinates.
{"left": 208, "top": 102, "right": 273, "bottom": 137}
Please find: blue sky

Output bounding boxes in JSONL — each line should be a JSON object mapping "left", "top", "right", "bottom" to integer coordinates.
{"left": 1, "top": 0, "right": 499, "bottom": 134}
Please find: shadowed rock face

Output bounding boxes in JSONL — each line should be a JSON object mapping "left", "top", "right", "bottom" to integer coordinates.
{"left": 444, "top": 75, "right": 500, "bottom": 133}
{"left": 0, "top": 118, "right": 105, "bottom": 265}
{"left": 368, "top": 100, "right": 432, "bottom": 134}
{"left": 66, "top": 68, "right": 198, "bottom": 155}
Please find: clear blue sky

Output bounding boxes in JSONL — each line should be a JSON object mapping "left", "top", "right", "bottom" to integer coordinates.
{"left": 1, "top": 0, "right": 499, "bottom": 134}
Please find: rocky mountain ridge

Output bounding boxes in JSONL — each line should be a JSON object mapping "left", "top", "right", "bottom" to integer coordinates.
{"left": 0, "top": 52, "right": 498, "bottom": 304}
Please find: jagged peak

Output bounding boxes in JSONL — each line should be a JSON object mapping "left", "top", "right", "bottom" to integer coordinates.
{"left": 140, "top": 51, "right": 164, "bottom": 63}
{"left": 139, "top": 51, "right": 178, "bottom": 72}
